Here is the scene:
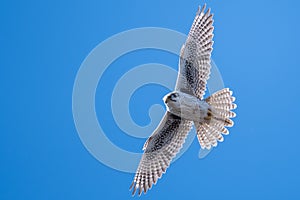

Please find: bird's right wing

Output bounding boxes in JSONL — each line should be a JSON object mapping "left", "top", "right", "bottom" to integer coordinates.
{"left": 175, "top": 4, "right": 214, "bottom": 100}
{"left": 130, "top": 112, "right": 193, "bottom": 196}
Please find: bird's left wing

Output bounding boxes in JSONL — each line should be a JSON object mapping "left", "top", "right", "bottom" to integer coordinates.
{"left": 130, "top": 112, "right": 193, "bottom": 196}
{"left": 175, "top": 4, "right": 214, "bottom": 99}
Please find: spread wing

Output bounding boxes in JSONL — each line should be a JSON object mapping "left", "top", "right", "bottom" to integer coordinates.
{"left": 130, "top": 112, "right": 193, "bottom": 196}
{"left": 175, "top": 4, "right": 214, "bottom": 100}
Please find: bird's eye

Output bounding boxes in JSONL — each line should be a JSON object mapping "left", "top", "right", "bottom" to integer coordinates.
{"left": 170, "top": 93, "right": 178, "bottom": 99}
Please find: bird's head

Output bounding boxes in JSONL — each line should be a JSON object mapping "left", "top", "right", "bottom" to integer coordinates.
{"left": 163, "top": 92, "right": 180, "bottom": 106}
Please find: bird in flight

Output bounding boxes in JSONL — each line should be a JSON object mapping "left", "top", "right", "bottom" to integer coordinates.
{"left": 130, "top": 4, "right": 237, "bottom": 196}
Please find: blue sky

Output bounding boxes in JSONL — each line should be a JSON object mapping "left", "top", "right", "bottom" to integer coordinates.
{"left": 1, "top": 0, "right": 300, "bottom": 199}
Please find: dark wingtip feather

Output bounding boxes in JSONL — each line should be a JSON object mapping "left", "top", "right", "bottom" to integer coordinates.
{"left": 129, "top": 181, "right": 134, "bottom": 190}
{"left": 138, "top": 186, "right": 142, "bottom": 196}
{"left": 200, "top": 4, "right": 207, "bottom": 15}
{"left": 131, "top": 185, "right": 137, "bottom": 196}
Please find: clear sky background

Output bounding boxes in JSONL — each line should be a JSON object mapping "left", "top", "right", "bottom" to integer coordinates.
{"left": 1, "top": 0, "right": 300, "bottom": 199}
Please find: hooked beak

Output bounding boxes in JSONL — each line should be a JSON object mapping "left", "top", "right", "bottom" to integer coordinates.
{"left": 164, "top": 97, "right": 169, "bottom": 104}
{"left": 163, "top": 95, "right": 169, "bottom": 104}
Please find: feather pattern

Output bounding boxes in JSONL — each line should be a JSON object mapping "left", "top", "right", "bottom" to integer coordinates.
{"left": 195, "top": 88, "right": 237, "bottom": 149}
{"left": 130, "top": 4, "right": 237, "bottom": 196}
{"left": 176, "top": 4, "right": 214, "bottom": 100}
{"left": 130, "top": 112, "right": 192, "bottom": 196}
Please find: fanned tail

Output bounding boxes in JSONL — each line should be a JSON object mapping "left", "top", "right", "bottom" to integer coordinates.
{"left": 195, "top": 88, "right": 237, "bottom": 149}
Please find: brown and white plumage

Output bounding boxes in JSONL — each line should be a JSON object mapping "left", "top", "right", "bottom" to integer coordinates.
{"left": 176, "top": 4, "right": 214, "bottom": 99}
{"left": 130, "top": 4, "right": 236, "bottom": 196}
{"left": 195, "top": 88, "right": 237, "bottom": 149}
{"left": 130, "top": 112, "right": 192, "bottom": 195}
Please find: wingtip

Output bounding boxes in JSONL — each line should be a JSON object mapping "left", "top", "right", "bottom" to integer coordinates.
{"left": 131, "top": 185, "right": 137, "bottom": 196}
{"left": 130, "top": 181, "right": 139, "bottom": 196}
{"left": 129, "top": 181, "right": 135, "bottom": 191}
{"left": 196, "top": 5, "right": 201, "bottom": 15}
{"left": 197, "top": 4, "right": 206, "bottom": 16}
{"left": 200, "top": 4, "right": 206, "bottom": 15}
{"left": 203, "top": 3, "right": 207, "bottom": 11}
{"left": 138, "top": 187, "right": 142, "bottom": 196}
{"left": 205, "top": 7, "right": 211, "bottom": 16}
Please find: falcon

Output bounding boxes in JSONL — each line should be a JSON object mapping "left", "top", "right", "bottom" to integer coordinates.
{"left": 130, "top": 4, "right": 237, "bottom": 196}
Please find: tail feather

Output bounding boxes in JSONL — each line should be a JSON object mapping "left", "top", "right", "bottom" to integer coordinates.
{"left": 195, "top": 88, "right": 237, "bottom": 149}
